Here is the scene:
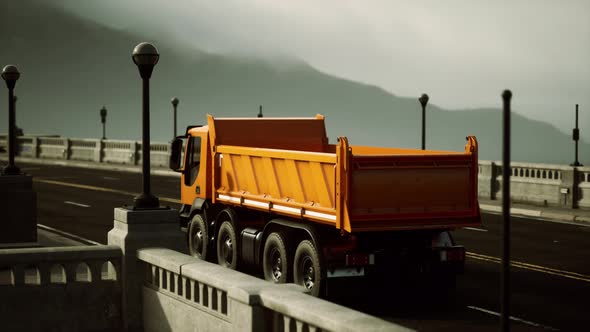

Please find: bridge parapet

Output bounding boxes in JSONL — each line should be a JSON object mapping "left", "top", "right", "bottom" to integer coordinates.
{"left": 139, "top": 247, "right": 409, "bottom": 332}
{"left": 0, "top": 245, "right": 122, "bottom": 332}
{"left": 479, "top": 160, "right": 586, "bottom": 208}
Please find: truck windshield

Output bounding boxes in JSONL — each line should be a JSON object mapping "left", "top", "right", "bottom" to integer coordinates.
{"left": 185, "top": 136, "right": 201, "bottom": 186}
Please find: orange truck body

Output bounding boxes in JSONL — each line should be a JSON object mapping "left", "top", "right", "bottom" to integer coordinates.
{"left": 181, "top": 114, "right": 480, "bottom": 234}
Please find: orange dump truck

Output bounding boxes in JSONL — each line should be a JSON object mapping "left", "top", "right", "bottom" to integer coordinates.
{"left": 169, "top": 114, "right": 480, "bottom": 296}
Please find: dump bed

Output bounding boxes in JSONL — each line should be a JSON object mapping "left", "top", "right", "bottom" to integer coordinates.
{"left": 208, "top": 115, "right": 480, "bottom": 233}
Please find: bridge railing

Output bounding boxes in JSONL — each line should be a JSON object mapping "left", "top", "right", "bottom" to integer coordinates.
{"left": 479, "top": 161, "right": 589, "bottom": 209}
{"left": 138, "top": 247, "right": 408, "bottom": 332}
{"left": 0, "top": 134, "right": 171, "bottom": 167}
{"left": 1, "top": 134, "right": 588, "bottom": 209}
{"left": 0, "top": 245, "right": 122, "bottom": 331}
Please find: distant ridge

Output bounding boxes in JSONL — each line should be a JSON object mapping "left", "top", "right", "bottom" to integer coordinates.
{"left": 0, "top": 0, "right": 587, "bottom": 164}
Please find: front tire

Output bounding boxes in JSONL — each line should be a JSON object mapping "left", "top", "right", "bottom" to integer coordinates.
{"left": 217, "top": 221, "right": 238, "bottom": 270}
{"left": 188, "top": 214, "right": 208, "bottom": 260}
{"left": 293, "top": 240, "right": 323, "bottom": 297}
{"left": 263, "top": 232, "right": 290, "bottom": 284}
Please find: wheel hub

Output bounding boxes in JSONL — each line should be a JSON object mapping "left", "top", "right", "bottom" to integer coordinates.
{"left": 223, "top": 237, "right": 233, "bottom": 264}
{"left": 271, "top": 248, "right": 282, "bottom": 281}
{"left": 301, "top": 256, "right": 314, "bottom": 289}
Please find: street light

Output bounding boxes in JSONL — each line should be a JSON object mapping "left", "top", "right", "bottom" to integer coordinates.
{"left": 100, "top": 106, "right": 108, "bottom": 140}
{"left": 132, "top": 42, "right": 160, "bottom": 209}
{"left": 2, "top": 65, "right": 21, "bottom": 175}
{"left": 171, "top": 97, "right": 179, "bottom": 138}
{"left": 418, "top": 93, "right": 429, "bottom": 150}
{"left": 570, "top": 104, "right": 583, "bottom": 167}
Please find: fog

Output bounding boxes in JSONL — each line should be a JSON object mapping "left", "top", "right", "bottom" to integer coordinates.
{"left": 59, "top": 0, "right": 590, "bottom": 140}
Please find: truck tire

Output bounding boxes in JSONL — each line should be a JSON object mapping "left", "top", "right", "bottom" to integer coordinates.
{"left": 188, "top": 214, "right": 208, "bottom": 260}
{"left": 217, "top": 221, "right": 238, "bottom": 270}
{"left": 293, "top": 240, "right": 322, "bottom": 297}
{"left": 263, "top": 232, "right": 290, "bottom": 284}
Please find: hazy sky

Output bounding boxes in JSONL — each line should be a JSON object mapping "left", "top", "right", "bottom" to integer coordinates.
{"left": 62, "top": 0, "right": 590, "bottom": 138}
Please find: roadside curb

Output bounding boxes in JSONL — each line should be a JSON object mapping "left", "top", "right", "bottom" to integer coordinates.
{"left": 479, "top": 204, "right": 589, "bottom": 225}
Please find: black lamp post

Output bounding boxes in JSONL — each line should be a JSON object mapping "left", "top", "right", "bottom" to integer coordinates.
{"left": 258, "top": 105, "right": 263, "bottom": 118}
{"left": 418, "top": 93, "right": 429, "bottom": 150}
{"left": 132, "top": 42, "right": 160, "bottom": 209}
{"left": 2, "top": 65, "right": 21, "bottom": 175}
{"left": 100, "top": 106, "right": 108, "bottom": 140}
{"left": 501, "top": 89, "right": 512, "bottom": 332}
{"left": 571, "top": 104, "right": 583, "bottom": 167}
{"left": 171, "top": 97, "right": 179, "bottom": 138}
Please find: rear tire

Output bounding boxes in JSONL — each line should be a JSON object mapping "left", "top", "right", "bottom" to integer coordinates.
{"left": 263, "top": 232, "right": 290, "bottom": 284}
{"left": 293, "top": 240, "right": 323, "bottom": 297}
{"left": 188, "top": 214, "right": 208, "bottom": 260}
{"left": 217, "top": 221, "right": 238, "bottom": 270}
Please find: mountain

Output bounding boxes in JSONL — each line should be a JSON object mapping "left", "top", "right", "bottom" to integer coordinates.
{"left": 0, "top": 0, "right": 587, "bottom": 164}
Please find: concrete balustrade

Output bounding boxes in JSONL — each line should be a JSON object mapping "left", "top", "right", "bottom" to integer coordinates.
{"left": 0, "top": 245, "right": 123, "bottom": 332}
{"left": 138, "top": 248, "right": 409, "bottom": 332}
{"left": 577, "top": 167, "right": 590, "bottom": 208}
{"left": 2, "top": 134, "right": 170, "bottom": 167}
{"left": 479, "top": 161, "right": 584, "bottom": 208}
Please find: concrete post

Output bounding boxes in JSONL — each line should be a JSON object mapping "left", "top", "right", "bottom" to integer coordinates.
{"left": 64, "top": 138, "right": 71, "bottom": 160}
{"left": 130, "top": 142, "right": 139, "bottom": 165}
{"left": 0, "top": 175, "right": 37, "bottom": 246}
{"left": 107, "top": 207, "right": 185, "bottom": 331}
{"left": 32, "top": 137, "right": 39, "bottom": 158}
{"left": 94, "top": 139, "right": 103, "bottom": 162}
{"left": 560, "top": 168, "right": 578, "bottom": 208}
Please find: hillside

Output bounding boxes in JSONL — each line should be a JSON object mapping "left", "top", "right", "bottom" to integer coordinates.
{"left": 0, "top": 0, "right": 587, "bottom": 164}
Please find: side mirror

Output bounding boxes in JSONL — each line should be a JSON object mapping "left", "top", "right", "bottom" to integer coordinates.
{"left": 169, "top": 138, "right": 184, "bottom": 171}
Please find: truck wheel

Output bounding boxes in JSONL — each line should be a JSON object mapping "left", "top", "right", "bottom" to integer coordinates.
{"left": 263, "top": 232, "right": 290, "bottom": 284}
{"left": 217, "top": 221, "right": 238, "bottom": 270}
{"left": 188, "top": 214, "right": 208, "bottom": 260}
{"left": 294, "top": 240, "right": 322, "bottom": 297}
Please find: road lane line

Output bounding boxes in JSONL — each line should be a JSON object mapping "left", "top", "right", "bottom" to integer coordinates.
{"left": 463, "top": 227, "right": 488, "bottom": 232}
{"left": 34, "top": 178, "right": 181, "bottom": 204}
{"left": 466, "top": 252, "right": 590, "bottom": 283}
{"left": 102, "top": 176, "right": 119, "bottom": 180}
{"left": 64, "top": 201, "right": 91, "bottom": 208}
{"left": 467, "top": 306, "right": 559, "bottom": 331}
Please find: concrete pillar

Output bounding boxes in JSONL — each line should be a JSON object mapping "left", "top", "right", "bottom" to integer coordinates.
{"left": 94, "top": 139, "right": 103, "bottom": 163}
{"left": 559, "top": 168, "right": 576, "bottom": 208}
{"left": 32, "top": 137, "right": 39, "bottom": 158}
{"left": 107, "top": 207, "right": 185, "bottom": 331}
{"left": 130, "top": 142, "right": 139, "bottom": 165}
{"left": 64, "top": 138, "right": 71, "bottom": 160}
{"left": 0, "top": 175, "right": 37, "bottom": 246}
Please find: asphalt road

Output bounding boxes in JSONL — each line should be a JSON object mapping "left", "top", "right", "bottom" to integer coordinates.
{"left": 19, "top": 162, "right": 590, "bottom": 331}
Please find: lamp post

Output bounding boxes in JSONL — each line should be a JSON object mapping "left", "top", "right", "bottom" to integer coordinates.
{"left": 571, "top": 104, "right": 583, "bottom": 167}
{"left": 132, "top": 42, "right": 160, "bottom": 209}
{"left": 2, "top": 65, "right": 21, "bottom": 175}
{"left": 418, "top": 93, "right": 429, "bottom": 150}
{"left": 100, "top": 106, "right": 107, "bottom": 140}
{"left": 501, "top": 89, "right": 512, "bottom": 332}
{"left": 258, "top": 105, "right": 263, "bottom": 118}
{"left": 171, "top": 97, "right": 179, "bottom": 138}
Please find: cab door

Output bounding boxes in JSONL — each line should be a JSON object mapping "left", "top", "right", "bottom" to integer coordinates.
{"left": 181, "top": 131, "right": 209, "bottom": 204}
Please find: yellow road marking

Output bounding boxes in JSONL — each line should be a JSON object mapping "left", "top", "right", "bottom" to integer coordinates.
{"left": 33, "top": 178, "right": 590, "bottom": 283}
{"left": 467, "top": 252, "right": 590, "bottom": 283}
{"left": 34, "top": 178, "right": 181, "bottom": 204}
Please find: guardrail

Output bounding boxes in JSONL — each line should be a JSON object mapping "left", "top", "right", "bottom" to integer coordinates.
{"left": 138, "top": 248, "right": 408, "bottom": 332}
{"left": 1, "top": 134, "right": 588, "bottom": 209}
{"left": 0, "top": 245, "right": 122, "bottom": 332}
